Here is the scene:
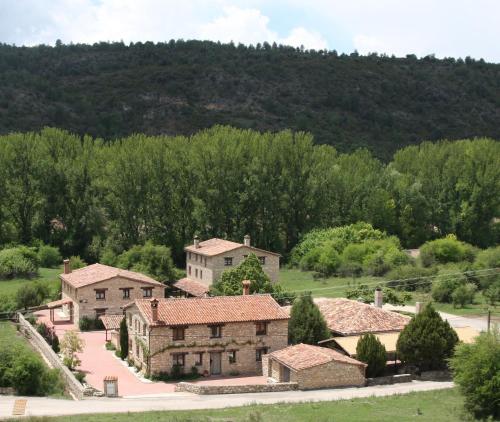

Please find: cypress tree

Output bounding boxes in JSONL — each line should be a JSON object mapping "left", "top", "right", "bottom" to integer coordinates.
{"left": 119, "top": 317, "right": 129, "bottom": 360}
{"left": 356, "top": 333, "right": 386, "bottom": 377}
{"left": 288, "top": 293, "right": 330, "bottom": 345}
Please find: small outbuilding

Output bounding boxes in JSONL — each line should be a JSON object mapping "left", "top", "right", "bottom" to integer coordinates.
{"left": 263, "top": 343, "right": 366, "bottom": 390}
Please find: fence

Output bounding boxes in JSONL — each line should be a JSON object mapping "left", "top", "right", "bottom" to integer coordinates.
{"left": 17, "top": 312, "right": 85, "bottom": 400}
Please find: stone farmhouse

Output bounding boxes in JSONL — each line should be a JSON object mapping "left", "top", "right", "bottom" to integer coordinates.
{"left": 58, "top": 260, "right": 164, "bottom": 323}
{"left": 172, "top": 235, "right": 280, "bottom": 297}
{"left": 263, "top": 343, "right": 366, "bottom": 390}
{"left": 124, "top": 291, "right": 289, "bottom": 377}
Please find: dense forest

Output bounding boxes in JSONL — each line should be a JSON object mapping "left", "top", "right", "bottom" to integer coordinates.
{"left": 0, "top": 126, "right": 498, "bottom": 265}
{"left": 0, "top": 40, "right": 499, "bottom": 159}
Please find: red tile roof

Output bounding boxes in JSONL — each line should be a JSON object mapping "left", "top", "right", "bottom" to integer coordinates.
{"left": 128, "top": 295, "right": 289, "bottom": 327}
{"left": 99, "top": 315, "right": 124, "bottom": 331}
{"left": 313, "top": 298, "right": 410, "bottom": 336}
{"left": 173, "top": 278, "right": 209, "bottom": 297}
{"left": 60, "top": 263, "right": 163, "bottom": 288}
{"left": 268, "top": 343, "right": 366, "bottom": 371}
{"left": 46, "top": 297, "right": 73, "bottom": 309}
{"left": 185, "top": 238, "right": 280, "bottom": 257}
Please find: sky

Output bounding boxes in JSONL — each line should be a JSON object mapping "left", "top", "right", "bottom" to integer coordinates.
{"left": 1, "top": 0, "right": 499, "bottom": 62}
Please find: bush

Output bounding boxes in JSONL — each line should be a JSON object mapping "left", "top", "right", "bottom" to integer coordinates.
{"left": 37, "top": 245, "right": 62, "bottom": 268}
{"left": 473, "top": 246, "right": 500, "bottom": 289}
{"left": 386, "top": 265, "right": 436, "bottom": 291}
{"left": 70, "top": 255, "right": 86, "bottom": 270}
{"left": 313, "top": 244, "right": 341, "bottom": 276}
{"left": 0, "top": 246, "right": 39, "bottom": 279}
{"left": 397, "top": 303, "right": 458, "bottom": 371}
{"left": 451, "top": 283, "right": 477, "bottom": 308}
{"left": 119, "top": 317, "right": 128, "bottom": 359}
{"left": 356, "top": 333, "right": 386, "bottom": 377}
{"left": 450, "top": 328, "right": 500, "bottom": 420}
{"left": 345, "top": 285, "right": 410, "bottom": 305}
{"left": 16, "top": 282, "right": 50, "bottom": 310}
{"left": 51, "top": 334, "right": 60, "bottom": 353}
{"left": 170, "top": 363, "right": 183, "bottom": 379}
{"left": 105, "top": 341, "right": 116, "bottom": 351}
{"left": 74, "top": 371, "right": 86, "bottom": 384}
{"left": 431, "top": 269, "right": 467, "bottom": 303}
{"left": 288, "top": 293, "right": 330, "bottom": 345}
{"left": 299, "top": 247, "right": 322, "bottom": 271}
{"left": 420, "top": 235, "right": 476, "bottom": 267}
{"left": 8, "top": 352, "right": 45, "bottom": 395}
{"left": 483, "top": 280, "right": 500, "bottom": 305}
{"left": 79, "top": 316, "right": 104, "bottom": 331}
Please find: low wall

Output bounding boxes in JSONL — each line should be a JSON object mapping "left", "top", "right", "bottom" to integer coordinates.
{"left": 366, "top": 374, "right": 412, "bottom": 386}
{"left": 175, "top": 381, "right": 298, "bottom": 395}
{"left": 415, "top": 370, "right": 452, "bottom": 381}
{"left": 17, "top": 313, "right": 85, "bottom": 400}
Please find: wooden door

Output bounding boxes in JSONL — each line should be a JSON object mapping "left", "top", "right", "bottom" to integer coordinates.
{"left": 210, "top": 352, "right": 222, "bottom": 375}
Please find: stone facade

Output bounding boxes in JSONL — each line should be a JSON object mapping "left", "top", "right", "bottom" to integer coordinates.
{"left": 265, "top": 357, "right": 366, "bottom": 390}
{"left": 126, "top": 305, "right": 288, "bottom": 377}
{"left": 175, "top": 381, "right": 298, "bottom": 395}
{"left": 186, "top": 246, "right": 280, "bottom": 286}
{"left": 62, "top": 277, "right": 164, "bottom": 322}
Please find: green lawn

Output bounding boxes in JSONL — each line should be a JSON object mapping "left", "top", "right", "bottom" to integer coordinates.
{"left": 0, "top": 267, "right": 61, "bottom": 296}
{"left": 14, "top": 388, "right": 467, "bottom": 422}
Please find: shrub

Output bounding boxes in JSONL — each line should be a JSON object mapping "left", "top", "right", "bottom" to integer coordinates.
{"left": 79, "top": 316, "right": 104, "bottom": 331}
{"left": 170, "top": 363, "right": 183, "bottom": 379}
{"left": 51, "top": 334, "right": 60, "bottom": 353}
{"left": 396, "top": 303, "right": 458, "bottom": 371}
{"left": 299, "top": 247, "right": 322, "bottom": 271}
{"left": 60, "top": 330, "right": 84, "bottom": 370}
{"left": 119, "top": 317, "right": 129, "bottom": 359}
{"left": 314, "top": 244, "right": 341, "bottom": 276}
{"left": 450, "top": 328, "right": 500, "bottom": 420}
{"left": 483, "top": 281, "right": 500, "bottom": 305}
{"left": 420, "top": 235, "right": 476, "bottom": 267}
{"left": 356, "top": 333, "right": 387, "bottom": 377}
{"left": 288, "top": 293, "right": 330, "bottom": 345}
{"left": 0, "top": 246, "right": 39, "bottom": 279}
{"left": 70, "top": 256, "right": 86, "bottom": 270}
{"left": 16, "top": 281, "right": 50, "bottom": 310}
{"left": 473, "top": 246, "right": 500, "bottom": 289}
{"left": 431, "top": 269, "right": 467, "bottom": 303}
{"left": 451, "top": 283, "right": 477, "bottom": 308}
{"left": 74, "top": 371, "right": 86, "bottom": 384}
{"left": 37, "top": 245, "right": 62, "bottom": 268}
{"left": 345, "top": 285, "right": 410, "bottom": 305}
{"left": 8, "top": 352, "right": 45, "bottom": 395}
{"left": 105, "top": 341, "right": 116, "bottom": 351}
{"left": 386, "top": 265, "right": 436, "bottom": 292}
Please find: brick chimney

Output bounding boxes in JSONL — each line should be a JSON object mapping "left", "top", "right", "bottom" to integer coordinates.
{"left": 63, "top": 259, "right": 71, "bottom": 274}
{"left": 242, "top": 280, "right": 251, "bottom": 295}
{"left": 194, "top": 235, "right": 200, "bottom": 249}
{"left": 150, "top": 298, "right": 159, "bottom": 322}
{"left": 374, "top": 288, "right": 383, "bottom": 308}
{"left": 243, "top": 234, "right": 251, "bottom": 247}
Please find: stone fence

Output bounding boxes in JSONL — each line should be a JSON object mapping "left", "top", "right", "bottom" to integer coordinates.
{"left": 414, "top": 370, "right": 452, "bottom": 381}
{"left": 175, "top": 381, "right": 298, "bottom": 395}
{"left": 17, "top": 312, "right": 85, "bottom": 400}
{"left": 366, "top": 374, "right": 412, "bottom": 386}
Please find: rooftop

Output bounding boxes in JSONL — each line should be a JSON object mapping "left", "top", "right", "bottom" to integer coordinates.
{"left": 313, "top": 298, "right": 410, "bottom": 336}
{"left": 184, "top": 237, "right": 280, "bottom": 257}
{"left": 173, "top": 278, "right": 209, "bottom": 297}
{"left": 128, "top": 295, "right": 289, "bottom": 327}
{"left": 60, "top": 263, "right": 163, "bottom": 289}
{"left": 268, "top": 343, "right": 366, "bottom": 371}
{"left": 99, "top": 314, "right": 124, "bottom": 331}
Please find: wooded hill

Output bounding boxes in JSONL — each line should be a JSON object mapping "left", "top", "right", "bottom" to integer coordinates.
{"left": 0, "top": 40, "right": 499, "bottom": 159}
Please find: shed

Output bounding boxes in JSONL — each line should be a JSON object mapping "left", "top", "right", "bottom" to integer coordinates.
{"left": 263, "top": 343, "right": 366, "bottom": 390}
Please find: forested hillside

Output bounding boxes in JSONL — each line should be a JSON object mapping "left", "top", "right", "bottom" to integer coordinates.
{"left": 0, "top": 41, "right": 499, "bottom": 159}
{"left": 0, "top": 127, "right": 498, "bottom": 264}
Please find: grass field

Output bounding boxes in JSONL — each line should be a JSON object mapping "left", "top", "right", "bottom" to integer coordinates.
{"left": 0, "top": 267, "right": 61, "bottom": 296}
{"left": 11, "top": 388, "right": 467, "bottom": 422}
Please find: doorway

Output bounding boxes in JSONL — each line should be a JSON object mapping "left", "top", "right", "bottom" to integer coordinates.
{"left": 281, "top": 365, "right": 290, "bottom": 382}
{"left": 210, "top": 352, "right": 222, "bottom": 375}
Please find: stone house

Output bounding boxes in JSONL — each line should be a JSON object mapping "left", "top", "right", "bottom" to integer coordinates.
{"left": 123, "top": 292, "right": 289, "bottom": 377}
{"left": 172, "top": 235, "right": 280, "bottom": 297}
{"left": 263, "top": 343, "right": 366, "bottom": 390}
{"left": 59, "top": 260, "right": 164, "bottom": 323}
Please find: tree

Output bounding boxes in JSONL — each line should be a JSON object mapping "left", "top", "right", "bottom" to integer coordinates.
{"left": 60, "top": 330, "right": 84, "bottom": 370}
{"left": 356, "top": 333, "right": 387, "bottom": 377}
{"left": 288, "top": 293, "right": 330, "bottom": 345}
{"left": 15, "top": 282, "right": 50, "bottom": 310}
{"left": 51, "top": 333, "right": 60, "bottom": 354}
{"left": 449, "top": 328, "right": 500, "bottom": 420}
{"left": 7, "top": 352, "right": 45, "bottom": 395}
{"left": 396, "top": 303, "right": 458, "bottom": 371}
{"left": 451, "top": 283, "right": 476, "bottom": 308}
{"left": 119, "top": 317, "right": 129, "bottom": 360}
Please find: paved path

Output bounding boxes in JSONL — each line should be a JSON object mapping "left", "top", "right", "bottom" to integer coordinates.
{"left": 0, "top": 381, "right": 453, "bottom": 418}
{"left": 383, "top": 304, "right": 489, "bottom": 331}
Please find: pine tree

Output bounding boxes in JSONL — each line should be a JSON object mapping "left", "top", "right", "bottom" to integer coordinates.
{"left": 356, "top": 333, "right": 386, "bottom": 377}
{"left": 119, "top": 317, "right": 129, "bottom": 360}
{"left": 396, "top": 303, "right": 458, "bottom": 371}
{"left": 288, "top": 293, "right": 330, "bottom": 345}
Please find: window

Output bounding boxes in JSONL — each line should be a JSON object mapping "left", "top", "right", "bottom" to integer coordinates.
{"left": 128, "top": 314, "right": 132, "bottom": 326}
{"left": 172, "top": 327, "right": 185, "bottom": 341}
{"left": 243, "top": 255, "right": 248, "bottom": 259}
{"left": 136, "top": 344, "right": 139, "bottom": 356}
{"left": 195, "top": 254, "right": 198, "bottom": 262}
{"left": 210, "top": 325, "right": 222, "bottom": 338}
{"left": 195, "top": 268, "right": 198, "bottom": 278}
{"left": 259, "top": 256, "right": 266, "bottom": 265}
{"left": 204, "top": 257, "right": 207, "bottom": 267}
{"left": 122, "top": 288, "right": 131, "bottom": 299}
{"left": 172, "top": 353, "right": 185, "bottom": 367}
{"left": 256, "top": 321, "right": 268, "bottom": 336}
{"left": 256, "top": 347, "right": 268, "bottom": 362}
{"left": 95, "top": 289, "right": 106, "bottom": 300}
{"left": 188, "top": 265, "right": 191, "bottom": 275}
{"left": 228, "top": 350, "right": 237, "bottom": 364}
{"left": 224, "top": 257, "right": 233, "bottom": 266}
{"left": 142, "top": 324, "right": 146, "bottom": 336}
{"left": 200, "top": 270, "right": 203, "bottom": 279}
{"left": 188, "top": 252, "right": 191, "bottom": 260}
{"left": 142, "top": 288, "right": 153, "bottom": 298}
{"left": 194, "top": 352, "right": 203, "bottom": 366}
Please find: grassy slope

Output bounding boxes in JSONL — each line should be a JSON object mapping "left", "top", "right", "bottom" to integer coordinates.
{"left": 15, "top": 388, "right": 465, "bottom": 422}
{"left": 0, "top": 267, "right": 60, "bottom": 296}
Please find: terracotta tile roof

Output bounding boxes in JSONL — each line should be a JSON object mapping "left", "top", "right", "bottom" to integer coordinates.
{"left": 99, "top": 314, "right": 124, "bottom": 331}
{"left": 173, "top": 278, "right": 209, "bottom": 297}
{"left": 268, "top": 343, "right": 366, "bottom": 371}
{"left": 185, "top": 238, "right": 280, "bottom": 257}
{"left": 313, "top": 298, "right": 410, "bottom": 336}
{"left": 46, "top": 298, "right": 73, "bottom": 309}
{"left": 129, "top": 295, "right": 289, "bottom": 327}
{"left": 60, "top": 263, "right": 163, "bottom": 288}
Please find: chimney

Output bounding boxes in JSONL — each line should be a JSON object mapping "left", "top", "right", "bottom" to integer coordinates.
{"left": 194, "top": 235, "right": 200, "bottom": 249}
{"left": 415, "top": 301, "right": 423, "bottom": 314}
{"left": 151, "top": 298, "right": 159, "bottom": 322}
{"left": 242, "top": 280, "right": 251, "bottom": 296}
{"left": 243, "top": 234, "right": 251, "bottom": 247}
{"left": 374, "top": 288, "right": 383, "bottom": 308}
{"left": 63, "top": 259, "right": 71, "bottom": 274}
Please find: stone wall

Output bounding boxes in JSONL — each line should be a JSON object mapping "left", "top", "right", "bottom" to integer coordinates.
{"left": 415, "top": 370, "right": 452, "bottom": 381}
{"left": 366, "top": 374, "right": 412, "bottom": 386}
{"left": 17, "top": 313, "right": 85, "bottom": 400}
{"left": 175, "top": 381, "right": 298, "bottom": 395}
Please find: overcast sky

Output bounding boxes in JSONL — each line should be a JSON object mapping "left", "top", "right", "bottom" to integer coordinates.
{"left": 1, "top": 0, "right": 499, "bottom": 62}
